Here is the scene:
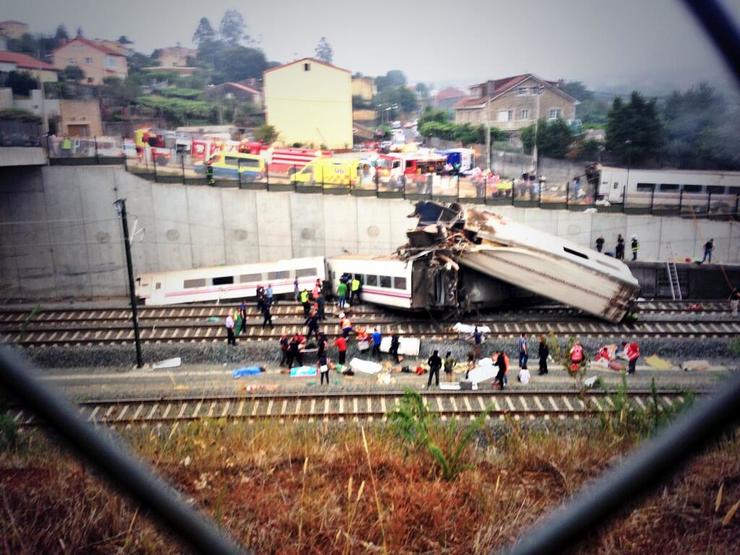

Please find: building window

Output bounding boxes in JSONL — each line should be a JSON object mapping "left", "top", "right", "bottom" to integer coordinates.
{"left": 68, "top": 58, "right": 77, "bottom": 65}
{"left": 548, "top": 108, "right": 562, "bottom": 120}
{"left": 84, "top": 57, "right": 92, "bottom": 64}
{"left": 497, "top": 110, "right": 512, "bottom": 122}
{"left": 517, "top": 87, "right": 529, "bottom": 96}
{"left": 104, "top": 55, "right": 117, "bottom": 69}
{"left": 304, "top": 62, "right": 311, "bottom": 71}
{"left": 519, "top": 109, "right": 529, "bottom": 120}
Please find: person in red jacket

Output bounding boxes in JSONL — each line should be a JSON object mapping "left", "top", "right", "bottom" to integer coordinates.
{"left": 334, "top": 335, "right": 348, "bottom": 365}
{"left": 626, "top": 341, "right": 640, "bottom": 374}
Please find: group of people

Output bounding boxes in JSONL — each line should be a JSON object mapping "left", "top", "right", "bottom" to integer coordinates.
{"left": 594, "top": 234, "right": 639, "bottom": 260}
{"left": 224, "top": 286, "right": 276, "bottom": 344}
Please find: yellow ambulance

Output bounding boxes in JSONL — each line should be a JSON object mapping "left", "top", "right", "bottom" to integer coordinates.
{"left": 290, "top": 158, "right": 359, "bottom": 187}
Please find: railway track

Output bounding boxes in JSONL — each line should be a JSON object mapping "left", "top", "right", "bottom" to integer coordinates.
{"left": 8, "top": 389, "right": 696, "bottom": 428}
{"left": 0, "top": 300, "right": 737, "bottom": 346}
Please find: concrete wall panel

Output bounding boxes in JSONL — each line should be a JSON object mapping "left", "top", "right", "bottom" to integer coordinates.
{"left": 255, "top": 191, "right": 292, "bottom": 261}
{"left": 289, "top": 193, "right": 325, "bottom": 258}
{"left": 220, "top": 188, "right": 259, "bottom": 265}
{"left": 185, "top": 186, "right": 225, "bottom": 268}
{"left": 323, "top": 194, "right": 358, "bottom": 258}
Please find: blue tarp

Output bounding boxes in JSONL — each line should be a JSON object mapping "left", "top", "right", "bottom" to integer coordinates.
{"left": 232, "top": 366, "right": 263, "bottom": 378}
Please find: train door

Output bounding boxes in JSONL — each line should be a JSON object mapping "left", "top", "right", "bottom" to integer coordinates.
{"left": 602, "top": 168, "right": 628, "bottom": 203}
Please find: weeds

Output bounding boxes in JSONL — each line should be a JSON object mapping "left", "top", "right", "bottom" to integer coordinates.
{"left": 0, "top": 394, "right": 17, "bottom": 451}
{"left": 389, "top": 390, "right": 490, "bottom": 481}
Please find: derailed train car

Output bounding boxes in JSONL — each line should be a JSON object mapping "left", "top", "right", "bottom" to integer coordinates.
{"left": 400, "top": 202, "right": 640, "bottom": 322}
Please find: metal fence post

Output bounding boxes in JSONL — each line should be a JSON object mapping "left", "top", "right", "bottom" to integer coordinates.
{"left": 650, "top": 185, "right": 655, "bottom": 214}
{"left": 238, "top": 157, "right": 242, "bottom": 187}
{"left": 181, "top": 152, "right": 185, "bottom": 182}
{"left": 538, "top": 179, "right": 542, "bottom": 206}
{"left": 735, "top": 193, "right": 739, "bottom": 221}
{"left": 566, "top": 181, "right": 570, "bottom": 208}
{"left": 706, "top": 191, "right": 712, "bottom": 216}
{"left": 152, "top": 150, "right": 157, "bottom": 182}
{"left": 94, "top": 136, "right": 99, "bottom": 164}
{"left": 265, "top": 162, "right": 270, "bottom": 187}
{"left": 678, "top": 188, "right": 684, "bottom": 216}
{"left": 456, "top": 174, "right": 460, "bottom": 199}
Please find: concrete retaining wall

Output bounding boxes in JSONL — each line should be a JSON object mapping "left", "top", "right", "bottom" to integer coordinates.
{"left": 1, "top": 165, "right": 738, "bottom": 300}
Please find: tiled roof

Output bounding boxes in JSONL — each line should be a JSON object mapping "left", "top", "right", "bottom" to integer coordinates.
{"left": 0, "top": 50, "right": 56, "bottom": 71}
{"left": 435, "top": 87, "right": 466, "bottom": 100}
{"left": 453, "top": 96, "right": 486, "bottom": 109}
{"left": 54, "top": 37, "right": 126, "bottom": 57}
{"left": 456, "top": 73, "right": 576, "bottom": 109}
{"left": 264, "top": 57, "right": 351, "bottom": 75}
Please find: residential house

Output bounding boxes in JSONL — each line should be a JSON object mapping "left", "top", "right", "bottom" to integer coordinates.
{"left": 52, "top": 37, "right": 128, "bottom": 85}
{"left": 351, "top": 76, "right": 375, "bottom": 102}
{"left": 153, "top": 46, "right": 196, "bottom": 68}
{"left": 0, "top": 51, "right": 59, "bottom": 83}
{"left": 57, "top": 98, "right": 103, "bottom": 136}
{"left": 204, "top": 81, "right": 263, "bottom": 109}
{"left": 432, "top": 87, "right": 466, "bottom": 110}
{"left": 0, "top": 20, "right": 29, "bottom": 40}
{"left": 0, "top": 36, "right": 8, "bottom": 51}
{"left": 264, "top": 57, "right": 352, "bottom": 149}
{"left": 454, "top": 74, "right": 576, "bottom": 136}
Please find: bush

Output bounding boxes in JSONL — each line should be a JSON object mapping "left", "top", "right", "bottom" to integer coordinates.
{"left": 4, "top": 70, "right": 39, "bottom": 96}
{"left": 0, "top": 108, "right": 41, "bottom": 123}
{"left": 254, "top": 124, "right": 278, "bottom": 144}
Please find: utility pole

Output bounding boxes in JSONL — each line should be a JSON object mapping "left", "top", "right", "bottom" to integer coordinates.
{"left": 485, "top": 95, "right": 491, "bottom": 170}
{"left": 114, "top": 198, "right": 143, "bottom": 368}
{"left": 533, "top": 84, "right": 544, "bottom": 179}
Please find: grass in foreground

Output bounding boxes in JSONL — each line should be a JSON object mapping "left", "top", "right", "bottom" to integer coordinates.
{"left": 0, "top": 415, "right": 738, "bottom": 553}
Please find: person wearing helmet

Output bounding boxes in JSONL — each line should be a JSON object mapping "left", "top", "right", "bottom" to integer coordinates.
{"left": 630, "top": 235, "right": 639, "bottom": 261}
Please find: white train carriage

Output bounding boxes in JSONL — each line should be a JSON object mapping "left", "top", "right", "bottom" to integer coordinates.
{"left": 327, "top": 255, "right": 416, "bottom": 310}
{"left": 597, "top": 166, "right": 740, "bottom": 212}
{"left": 136, "top": 257, "right": 325, "bottom": 306}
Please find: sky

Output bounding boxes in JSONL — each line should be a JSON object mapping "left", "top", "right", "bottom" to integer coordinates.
{"left": 4, "top": 0, "right": 739, "bottom": 93}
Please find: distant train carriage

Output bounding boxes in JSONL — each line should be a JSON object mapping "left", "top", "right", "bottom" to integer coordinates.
{"left": 597, "top": 166, "right": 740, "bottom": 213}
{"left": 327, "top": 255, "right": 416, "bottom": 310}
{"left": 136, "top": 257, "right": 325, "bottom": 306}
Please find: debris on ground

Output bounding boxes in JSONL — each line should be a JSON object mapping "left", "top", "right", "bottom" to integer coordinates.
{"left": 289, "top": 366, "right": 317, "bottom": 377}
{"left": 232, "top": 366, "right": 264, "bottom": 378}
{"left": 645, "top": 355, "right": 673, "bottom": 370}
{"left": 349, "top": 358, "right": 382, "bottom": 375}
{"left": 152, "top": 357, "right": 182, "bottom": 369}
{"left": 681, "top": 360, "right": 712, "bottom": 372}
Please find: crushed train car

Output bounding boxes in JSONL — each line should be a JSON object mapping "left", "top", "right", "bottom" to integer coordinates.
{"left": 401, "top": 202, "right": 640, "bottom": 323}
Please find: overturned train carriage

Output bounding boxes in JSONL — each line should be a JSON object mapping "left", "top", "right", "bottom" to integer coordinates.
{"left": 403, "top": 202, "right": 640, "bottom": 323}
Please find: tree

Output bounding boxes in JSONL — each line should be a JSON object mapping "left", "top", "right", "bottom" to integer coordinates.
{"left": 606, "top": 91, "right": 662, "bottom": 165}
{"left": 418, "top": 106, "right": 450, "bottom": 126}
{"left": 76, "top": 26, "right": 83, "bottom": 38}
{"left": 558, "top": 80, "right": 593, "bottom": 102}
{"left": 522, "top": 118, "right": 574, "bottom": 158}
{"left": 54, "top": 24, "right": 69, "bottom": 44}
{"left": 210, "top": 46, "right": 267, "bottom": 83}
{"left": 314, "top": 36, "right": 333, "bottom": 63}
{"left": 61, "top": 65, "right": 85, "bottom": 82}
{"left": 219, "top": 9, "right": 247, "bottom": 46}
{"left": 254, "top": 124, "right": 278, "bottom": 144}
{"left": 192, "top": 17, "right": 216, "bottom": 46}
{"left": 374, "top": 86, "right": 418, "bottom": 116}
{"left": 117, "top": 35, "right": 133, "bottom": 45}
{"left": 375, "top": 70, "right": 406, "bottom": 92}
{"left": 5, "top": 71, "right": 39, "bottom": 96}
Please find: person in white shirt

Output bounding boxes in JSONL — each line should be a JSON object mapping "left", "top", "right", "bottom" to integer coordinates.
{"left": 225, "top": 313, "right": 236, "bottom": 346}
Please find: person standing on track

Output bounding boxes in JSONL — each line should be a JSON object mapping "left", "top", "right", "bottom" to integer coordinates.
{"left": 371, "top": 327, "right": 382, "bottom": 359}
{"left": 626, "top": 341, "right": 640, "bottom": 374}
{"left": 293, "top": 278, "right": 300, "bottom": 301}
{"left": 350, "top": 276, "right": 362, "bottom": 305}
{"left": 334, "top": 335, "right": 348, "bottom": 365}
{"left": 631, "top": 235, "right": 639, "bottom": 261}
{"left": 427, "top": 350, "right": 442, "bottom": 388}
{"left": 279, "top": 335, "right": 289, "bottom": 367}
{"left": 337, "top": 280, "right": 348, "bottom": 309}
{"left": 729, "top": 288, "right": 740, "bottom": 317}
{"left": 239, "top": 300, "right": 248, "bottom": 335}
{"left": 616, "top": 234, "right": 625, "bottom": 260}
{"left": 319, "top": 353, "right": 330, "bottom": 385}
{"left": 595, "top": 236, "right": 604, "bottom": 253}
{"left": 538, "top": 335, "right": 549, "bottom": 375}
{"left": 305, "top": 312, "right": 320, "bottom": 340}
{"left": 495, "top": 351, "right": 507, "bottom": 390}
{"left": 300, "top": 288, "right": 311, "bottom": 317}
{"left": 266, "top": 284, "right": 274, "bottom": 306}
{"left": 390, "top": 333, "right": 401, "bottom": 363}
{"left": 261, "top": 302, "right": 273, "bottom": 328}
{"left": 444, "top": 351, "right": 456, "bottom": 382}
{"left": 225, "top": 312, "right": 236, "bottom": 346}
{"left": 472, "top": 326, "right": 483, "bottom": 358}
{"left": 702, "top": 239, "right": 714, "bottom": 263}
{"left": 316, "top": 293, "right": 326, "bottom": 320}
{"left": 517, "top": 333, "right": 528, "bottom": 370}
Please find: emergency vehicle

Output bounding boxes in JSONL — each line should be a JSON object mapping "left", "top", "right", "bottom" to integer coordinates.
{"left": 265, "top": 147, "right": 331, "bottom": 175}
{"left": 195, "top": 151, "right": 265, "bottom": 180}
{"left": 290, "top": 158, "right": 359, "bottom": 186}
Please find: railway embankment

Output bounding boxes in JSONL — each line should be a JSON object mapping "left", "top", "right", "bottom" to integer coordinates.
{"left": 1, "top": 165, "right": 738, "bottom": 301}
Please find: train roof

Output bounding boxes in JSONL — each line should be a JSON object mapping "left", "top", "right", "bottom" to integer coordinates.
{"left": 601, "top": 165, "right": 740, "bottom": 178}
{"left": 137, "top": 256, "right": 325, "bottom": 280}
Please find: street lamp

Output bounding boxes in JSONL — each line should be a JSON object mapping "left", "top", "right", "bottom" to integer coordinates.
{"left": 624, "top": 139, "right": 632, "bottom": 205}
{"left": 114, "top": 198, "right": 143, "bottom": 368}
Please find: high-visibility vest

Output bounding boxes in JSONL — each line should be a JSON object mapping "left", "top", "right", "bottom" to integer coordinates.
{"left": 300, "top": 291, "right": 309, "bottom": 303}
{"left": 351, "top": 279, "right": 360, "bottom": 291}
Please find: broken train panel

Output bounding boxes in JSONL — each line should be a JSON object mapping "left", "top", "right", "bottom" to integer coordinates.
{"left": 404, "top": 202, "right": 640, "bottom": 322}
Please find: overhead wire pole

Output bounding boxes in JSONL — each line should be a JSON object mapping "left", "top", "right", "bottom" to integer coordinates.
{"left": 114, "top": 198, "right": 143, "bottom": 368}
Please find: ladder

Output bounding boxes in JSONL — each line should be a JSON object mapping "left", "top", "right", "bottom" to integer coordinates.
{"left": 665, "top": 244, "right": 682, "bottom": 300}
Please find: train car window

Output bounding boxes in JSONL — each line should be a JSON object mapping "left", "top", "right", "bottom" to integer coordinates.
{"left": 155, "top": 282, "right": 162, "bottom": 290}
{"left": 636, "top": 183, "right": 655, "bottom": 192}
{"left": 563, "top": 247, "right": 588, "bottom": 260}
{"left": 379, "top": 275, "right": 392, "bottom": 288}
{"left": 295, "top": 268, "right": 315, "bottom": 278}
{"left": 707, "top": 186, "right": 725, "bottom": 194}
{"left": 682, "top": 184, "right": 702, "bottom": 193}
{"left": 184, "top": 278, "right": 207, "bottom": 288}
{"left": 239, "top": 273, "right": 262, "bottom": 283}
{"left": 658, "top": 184, "right": 679, "bottom": 191}
{"left": 366, "top": 275, "right": 378, "bottom": 286}
{"left": 268, "top": 270, "right": 290, "bottom": 280}
{"left": 212, "top": 276, "right": 234, "bottom": 285}
{"left": 394, "top": 277, "right": 407, "bottom": 289}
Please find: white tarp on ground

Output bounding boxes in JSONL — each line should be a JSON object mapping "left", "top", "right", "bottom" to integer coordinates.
{"left": 379, "top": 337, "right": 420, "bottom": 356}
{"left": 439, "top": 382, "right": 461, "bottom": 390}
{"left": 452, "top": 323, "right": 492, "bottom": 334}
{"left": 468, "top": 358, "right": 498, "bottom": 385}
{"left": 350, "top": 358, "right": 383, "bottom": 374}
{"left": 152, "top": 357, "right": 182, "bottom": 369}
